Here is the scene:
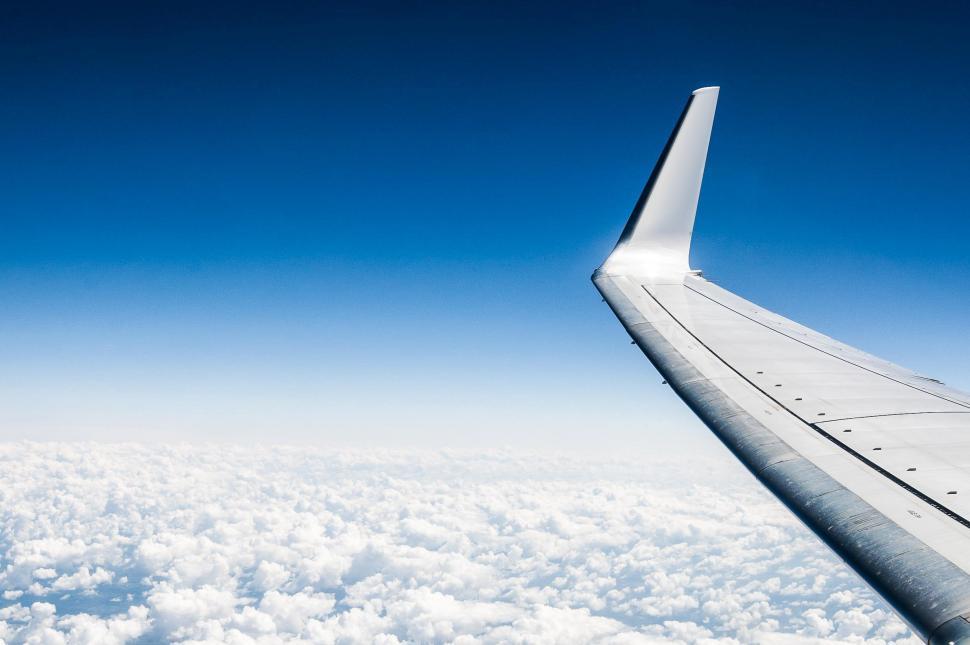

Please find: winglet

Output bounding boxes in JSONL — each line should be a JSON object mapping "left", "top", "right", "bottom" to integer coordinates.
{"left": 600, "top": 87, "right": 719, "bottom": 276}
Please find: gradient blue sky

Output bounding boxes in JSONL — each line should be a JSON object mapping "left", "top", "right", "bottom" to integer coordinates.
{"left": 2, "top": 1, "right": 969, "bottom": 451}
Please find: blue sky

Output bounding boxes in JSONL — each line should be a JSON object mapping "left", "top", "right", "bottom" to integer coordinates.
{"left": 2, "top": 1, "right": 969, "bottom": 450}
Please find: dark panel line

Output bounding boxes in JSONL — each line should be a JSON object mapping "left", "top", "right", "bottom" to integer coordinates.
{"left": 819, "top": 411, "right": 970, "bottom": 424}
{"left": 683, "top": 282, "right": 970, "bottom": 410}
{"left": 640, "top": 284, "right": 970, "bottom": 533}
{"left": 809, "top": 421, "right": 970, "bottom": 531}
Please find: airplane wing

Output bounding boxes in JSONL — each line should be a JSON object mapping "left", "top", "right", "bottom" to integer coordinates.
{"left": 593, "top": 87, "right": 970, "bottom": 644}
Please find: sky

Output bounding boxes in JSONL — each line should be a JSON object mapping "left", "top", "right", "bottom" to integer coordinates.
{"left": 2, "top": 1, "right": 970, "bottom": 450}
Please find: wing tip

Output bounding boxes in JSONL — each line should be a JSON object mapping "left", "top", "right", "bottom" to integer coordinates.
{"left": 692, "top": 86, "right": 720, "bottom": 96}
{"left": 599, "top": 86, "right": 719, "bottom": 277}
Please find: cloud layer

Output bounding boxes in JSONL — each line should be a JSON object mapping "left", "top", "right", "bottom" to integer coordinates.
{"left": 0, "top": 444, "right": 918, "bottom": 643}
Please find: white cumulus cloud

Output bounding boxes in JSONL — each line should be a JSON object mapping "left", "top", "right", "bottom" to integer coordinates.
{"left": 0, "top": 443, "right": 920, "bottom": 643}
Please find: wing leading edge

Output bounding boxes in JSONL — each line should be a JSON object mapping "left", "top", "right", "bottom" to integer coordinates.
{"left": 593, "top": 89, "right": 970, "bottom": 643}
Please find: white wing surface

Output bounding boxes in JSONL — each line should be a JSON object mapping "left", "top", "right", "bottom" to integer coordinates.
{"left": 593, "top": 88, "right": 970, "bottom": 644}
